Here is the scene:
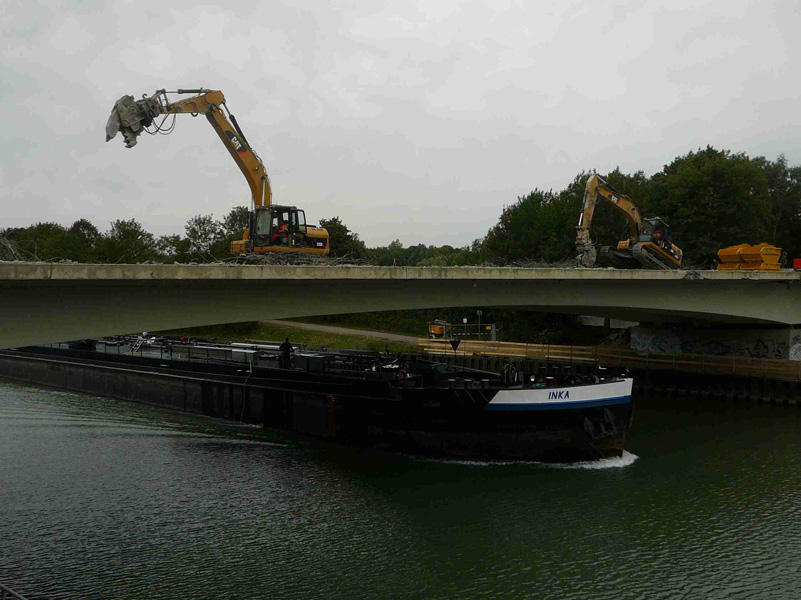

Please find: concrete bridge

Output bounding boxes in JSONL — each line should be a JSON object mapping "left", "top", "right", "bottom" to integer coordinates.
{"left": 1, "top": 263, "right": 800, "bottom": 351}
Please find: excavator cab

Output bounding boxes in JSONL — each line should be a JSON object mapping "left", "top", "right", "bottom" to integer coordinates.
{"left": 249, "top": 206, "right": 328, "bottom": 254}
{"left": 638, "top": 219, "right": 672, "bottom": 245}
{"left": 269, "top": 207, "right": 303, "bottom": 247}
{"left": 635, "top": 217, "right": 682, "bottom": 267}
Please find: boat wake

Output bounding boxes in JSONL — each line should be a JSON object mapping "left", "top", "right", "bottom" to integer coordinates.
{"left": 411, "top": 450, "right": 638, "bottom": 469}
{"left": 551, "top": 450, "right": 638, "bottom": 470}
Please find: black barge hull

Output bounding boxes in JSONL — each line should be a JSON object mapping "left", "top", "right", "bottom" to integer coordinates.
{"left": 0, "top": 346, "right": 633, "bottom": 463}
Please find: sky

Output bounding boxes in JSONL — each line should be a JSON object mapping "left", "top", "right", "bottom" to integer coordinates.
{"left": 1, "top": 0, "right": 799, "bottom": 247}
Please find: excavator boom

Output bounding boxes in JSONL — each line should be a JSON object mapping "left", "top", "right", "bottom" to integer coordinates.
{"left": 105, "top": 88, "right": 329, "bottom": 256}
{"left": 106, "top": 89, "right": 271, "bottom": 209}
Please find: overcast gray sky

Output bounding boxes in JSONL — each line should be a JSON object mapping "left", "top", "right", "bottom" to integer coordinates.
{"left": 2, "top": 0, "right": 799, "bottom": 247}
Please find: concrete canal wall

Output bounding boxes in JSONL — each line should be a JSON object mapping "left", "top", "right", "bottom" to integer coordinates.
{"left": 630, "top": 324, "right": 801, "bottom": 360}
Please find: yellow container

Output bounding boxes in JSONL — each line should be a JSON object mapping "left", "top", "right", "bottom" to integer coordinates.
{"left": 740, "top": 243, "right": 781, "bottom": 264}
{"left": 717, "top": 244, "right": 747, "bottom": 263}
{"left": 716, "top": 262, "right": 741, "bottom": 271}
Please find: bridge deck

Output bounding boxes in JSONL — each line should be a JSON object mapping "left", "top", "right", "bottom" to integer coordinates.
{"left": 1, "top": 263, "right": 799, "bottom": 350}
{"left": 1, "top": 263, "right": 799, "bottom": 282}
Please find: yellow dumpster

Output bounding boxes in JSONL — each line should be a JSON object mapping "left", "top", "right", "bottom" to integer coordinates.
{"left": 740, "top": 243, "right": 781, "bottom": 264}
{"left": 717, "top": 244, "right": 747, "bottom": 263}
{"left": 738, "top": 261, "right": 781, "bottom": 271}
{"left": 717, "top": 243, "right": 781, "bottom": 271}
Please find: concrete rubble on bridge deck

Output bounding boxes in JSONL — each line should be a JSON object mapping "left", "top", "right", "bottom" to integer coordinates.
{"left": 1, "top": 263, "right": 800, "bottom": 355}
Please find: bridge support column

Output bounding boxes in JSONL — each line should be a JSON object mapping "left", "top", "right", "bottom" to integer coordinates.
{"left": 630, "top": 324, "right": 801, "bottom": 360}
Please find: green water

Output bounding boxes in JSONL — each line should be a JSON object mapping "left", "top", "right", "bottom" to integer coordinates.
{"left": 0, "top": 379, "right": 799, "bottom": 599}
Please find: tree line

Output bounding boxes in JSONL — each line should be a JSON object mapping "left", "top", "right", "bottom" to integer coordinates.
{"left": 0, "top": 207, "right": 252, "bottom": 264}
{"left": 479, "top": 147, "right": 801, "bottom": 267}
{"left": 3, "top": 146, "right": 800, "bottom": 266}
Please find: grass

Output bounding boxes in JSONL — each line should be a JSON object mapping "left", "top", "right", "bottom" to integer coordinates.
{"left": 156, "top": 308, "right": 614, "bottom": 353}
{"left": 297, "top": 308, "right": 611, "bottom": 345}
{"left": 298, "top": 311, "right": 433, "bottom": 337}
{"left": 155, "top": 321, "right": 419, "bottom": 354}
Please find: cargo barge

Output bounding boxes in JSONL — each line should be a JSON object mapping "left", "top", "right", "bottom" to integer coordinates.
{"left": 0, "top": 338, "right": 634, "bottom": 463}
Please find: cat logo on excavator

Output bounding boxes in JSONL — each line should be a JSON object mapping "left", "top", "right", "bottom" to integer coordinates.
{"left": 225, "top": 131, "right": 246, "bottom": 153}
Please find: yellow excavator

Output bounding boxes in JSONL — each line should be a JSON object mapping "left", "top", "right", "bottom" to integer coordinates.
{"left": 105, "top": 88, "right": 329, "bottom": 255}
{"left": 575, "top": 174, "right": 682, "bottom": 269}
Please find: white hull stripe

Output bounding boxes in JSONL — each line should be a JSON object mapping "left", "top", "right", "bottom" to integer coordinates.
{"left": 485, "top": 379, "right": 633, "bottom": 412}
{"left": 485, "top": 395, "right": 631, "bottom": 411}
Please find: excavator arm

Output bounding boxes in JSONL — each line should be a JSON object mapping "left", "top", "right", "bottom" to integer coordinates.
{"left": 575, "top": 174, "right": 642, "bottom": 267}
{"left": 575, "top": 173, "right": 682, "bottom": 269}
{"left": 105, "top": 89, "right": 272, "bottom": 208}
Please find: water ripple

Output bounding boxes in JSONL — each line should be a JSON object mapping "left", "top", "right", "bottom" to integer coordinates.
{"left": 1, "top": 381, "right": 800, "bottom": 599}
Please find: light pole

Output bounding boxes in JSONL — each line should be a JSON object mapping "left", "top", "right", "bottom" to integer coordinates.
{"left": 477, "top": 310, "right": 482, "bottom": 341}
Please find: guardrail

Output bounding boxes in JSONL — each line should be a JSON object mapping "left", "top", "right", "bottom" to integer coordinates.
{"left": 0, "top": 582, "right": 30, "bottom": 600}
{"left": 419, "top": 339, "right": 801, "bottom": 382}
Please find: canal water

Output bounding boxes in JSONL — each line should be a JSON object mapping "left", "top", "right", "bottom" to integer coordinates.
{"left": 1, "top": 379, "right": 799, "bottom": 599}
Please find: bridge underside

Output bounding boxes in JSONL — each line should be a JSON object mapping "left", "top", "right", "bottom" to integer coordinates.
{"left": 2, "top": 264, "right": 800, "bottom": 349}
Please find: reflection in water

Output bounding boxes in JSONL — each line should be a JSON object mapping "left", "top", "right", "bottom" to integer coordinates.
{"left": 1, "top": 380, "right": 799, "bottom": 599}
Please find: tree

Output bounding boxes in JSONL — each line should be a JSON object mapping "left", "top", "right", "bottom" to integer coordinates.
{"left": 319, "top": 216, "right": 367, "bottom": 259}
{"left": 66, "top": 219, "right": 100, "bottom": 262}
{"left": 208, "top": 206, "right": 251, "bottom": 260}
{"left": 156, "top": 234, "right": 192, "bottom": 263}
{"left": 95, "top": 219, "right": 156, "bottom": 263}
{"left": 185, "top": 214, "right": 223, "bottom": 256}
{"left": 68, "top": 219, "right": 100, "bottom": 247}
{"left": 650, "top": 147, "right": 772, "bottom": 265}
{"left": 757, "top": 155, "right": 801, "bottom": 261}
{"left": 3, "top": 222, "right": 74, "bottom": 261}
{"left": 481, "top": 187, "right": 577, "bottom": 264}
{"left": 220, "top": 206, "right": 250, "bottom": 238}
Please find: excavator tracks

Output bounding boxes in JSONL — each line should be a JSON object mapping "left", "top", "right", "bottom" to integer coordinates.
{"left": 598, "top": 244, "right": 679, "bottom": 270}
{"left": 631, "top": 243, "right": 679, "bottom": 270}
{"left": 598, "top": 246, "right": 642, "bottom": 269}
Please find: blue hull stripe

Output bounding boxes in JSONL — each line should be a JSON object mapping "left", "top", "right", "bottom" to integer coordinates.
{"left": 485, "top": 395, "right": 632, "bottom": 411}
